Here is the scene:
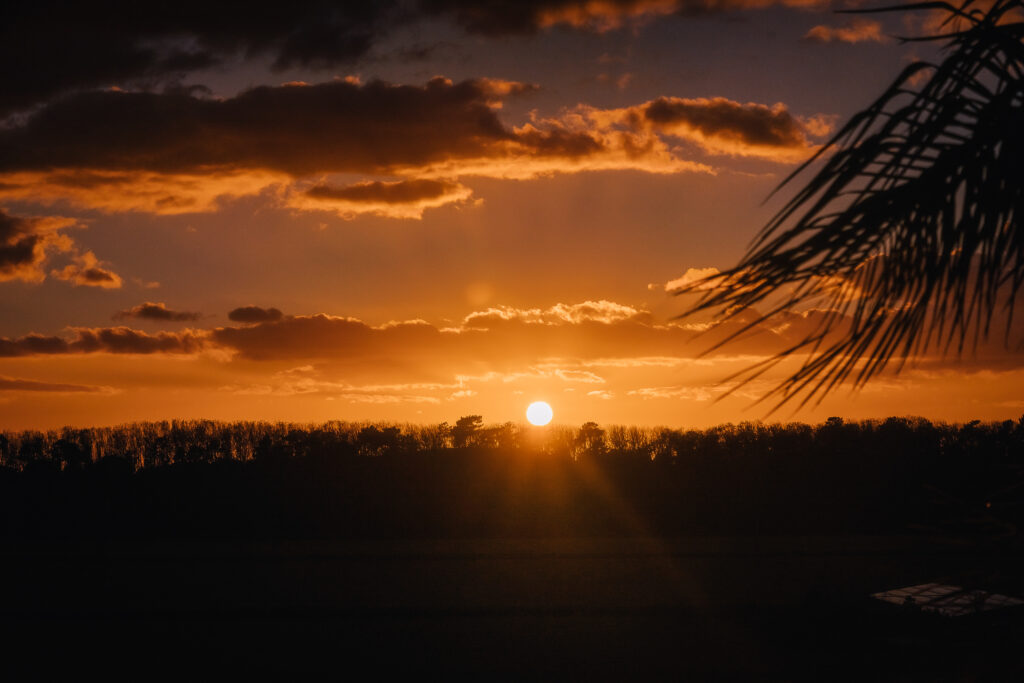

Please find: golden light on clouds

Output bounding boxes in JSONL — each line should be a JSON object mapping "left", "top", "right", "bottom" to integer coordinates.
{"left": 0, "top": 1, "right": 1018, "bottom": 430}
{"left": 1, "top": 285, "right": 1021, "bottom": 428}
{"left": 0, "top": 77, "right": 835, "bottom": 221}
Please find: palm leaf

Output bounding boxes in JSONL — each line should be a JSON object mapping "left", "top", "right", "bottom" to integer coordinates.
{"left": 679, "top": 0, "right": 1024, "bottom": 411}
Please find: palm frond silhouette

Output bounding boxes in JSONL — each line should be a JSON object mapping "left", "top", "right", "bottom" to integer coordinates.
{"left": 680, "top": 0, "right": 1024, "bottom": 410}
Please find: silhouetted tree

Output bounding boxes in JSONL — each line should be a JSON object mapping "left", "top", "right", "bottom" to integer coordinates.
{"left": 575, "top": 422, "right": 606, "bottom": 458}
{"left": 52, "top": 438, "right": 89, "bottom": 471}
{"left": 357, "top": 426, "right": 388, "bottom": 456}
{"left": 452, "top": 415, "right": 483, "bottom": 448}
{"left": 682, "top": 0, "right": 1024, "bottom": 407}
{"left": 419, "top": 422, "right": 452, "bottom": 450}
{"left": 479, "top": 422, "right": 520, "bottom": 449}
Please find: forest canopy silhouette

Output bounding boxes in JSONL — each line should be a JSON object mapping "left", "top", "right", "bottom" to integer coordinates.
{"left": 2, "top": 416, "right": 1021, "bottom": 540}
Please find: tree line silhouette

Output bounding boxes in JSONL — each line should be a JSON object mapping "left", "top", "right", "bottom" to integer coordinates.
{"left": 3, "top": 415, "right": 1022, "bottom": 469}
{"left": 1, "top": 416, "right": 1022, "bottom": 539}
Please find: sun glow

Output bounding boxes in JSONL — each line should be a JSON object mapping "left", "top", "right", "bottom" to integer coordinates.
{"left": 526, "top": 401, "right": 553, "bottom": 426}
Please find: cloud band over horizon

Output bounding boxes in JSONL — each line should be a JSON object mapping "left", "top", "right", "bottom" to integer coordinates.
{"left": 0, "top": 78, "right": 829, "bottom": 218}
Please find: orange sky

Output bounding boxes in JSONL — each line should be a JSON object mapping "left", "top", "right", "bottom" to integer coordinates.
{"left": 0, "top": 1, "right": 1020, "bottom": 429}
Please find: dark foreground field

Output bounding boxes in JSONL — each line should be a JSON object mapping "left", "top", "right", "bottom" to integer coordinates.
{"left": 2, "top": 537, "right": 1022, "bottom": 680}
{"left": 1, "top": 418, "right": 1022, "bottom": 679}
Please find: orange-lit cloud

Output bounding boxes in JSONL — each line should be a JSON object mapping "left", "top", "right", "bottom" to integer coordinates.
{"left": 536, "top": 0, "right": 685, "bottom": 32}
{"left": 627, "top": 384, "right": 721, "bottom": 400}
{"left": 51, "top": 251, "right": 123, "bottom": 289}
{"left": 0, "top": 209, "right": 127, "bottom": 289}
{"left": 660, "top": 266, "right": 722, "bottom": 292}
{"left": 0, "top": 210, "right": 78, "bottom": 283}
{"left": 804, "top": 19, "right": 885, "bottom": 43}
{"left": 654, "top": 258, "right": 875, "bottom": 312}
{"left": 8, "top": 297, "right": 1016, "bottom": 377}
{"left": 462, "top": 300, "right": 648, "bottom": 328}
{"left": 587, "top": 96, "right": 831, "bottom": 161}
{"left": 0, "top": 170, "right": 291, "bottom": 215}
{"left": 907, "top": 1, "right": 1024, "bottom": 39}
{"left": 2, "top": 297, "right": 1022, "bottom": 427}
{"left": 0, "top": 303, "right": 726, "bottom": 363}
{"left": 0, "top": 79, "right": 833, "bottom": 218}
{"left": 221, "top": 366, "right": 450, "bottom": 404}
{"left": 294, "top": 179, "right": 474, "bottom": 219}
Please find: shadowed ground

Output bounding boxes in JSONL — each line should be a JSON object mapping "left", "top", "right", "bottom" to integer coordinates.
{"left": 2, "top": 536, "right": 1021, "bottom": 679}
{"left": 2, "top": 421, "right": 1022, "bottom": 678}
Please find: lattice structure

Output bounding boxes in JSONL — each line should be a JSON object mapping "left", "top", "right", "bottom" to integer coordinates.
{"left": 872, "top": 583, "right": 1024, "bottom": 618}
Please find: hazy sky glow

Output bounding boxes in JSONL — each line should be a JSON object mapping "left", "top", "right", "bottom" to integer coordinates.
{"left": 1, "top": 0, "right": 1020, "bottom": 429}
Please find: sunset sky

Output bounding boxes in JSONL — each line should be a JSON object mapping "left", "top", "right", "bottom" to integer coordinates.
{"left": 2, "top": 0, "right": 1021, "bottom": 429}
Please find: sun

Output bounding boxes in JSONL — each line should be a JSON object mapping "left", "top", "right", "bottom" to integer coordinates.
{"left": 526, "top": 401, "right": 553, "bottom": 426}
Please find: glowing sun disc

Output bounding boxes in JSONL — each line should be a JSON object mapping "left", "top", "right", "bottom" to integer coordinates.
{"left": 526, "top": 401, "right": 553, "bottom": 426}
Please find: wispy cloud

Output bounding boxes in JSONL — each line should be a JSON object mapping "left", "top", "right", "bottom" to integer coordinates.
{"left": 804, "top": 19, "right": 886, "bottom": 44}
{"left": 0, "top": 376, "right": 112, "bottom": 393}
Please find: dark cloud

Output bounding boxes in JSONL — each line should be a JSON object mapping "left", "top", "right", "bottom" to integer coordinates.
{"left": 579, "top": 95, "right": 832, "bottom": 162}
{"left": 302, "top": 179, "right": 474, "bottom": 217}
{"left": 0, "top": 327, "right": 204, "bottom": 357}
{"left": 0, "top": 210, "right": 46, "bottom": 281}
{"left": 113, "top": 302, "right": 201, "bottom": 322}
{"left": 420, "top": 0, "right": 600, "bottom": 35}
{"left": 0, "top": 333, "right": 71, "bottom": 357}
{"left": 228, "top": 306, "right": 285, "bottom": 324}
{"left": 0, "top": 376, "right": 105, "bottom": 393}
{"left": 512, "top": 126, "right": 605, "bottom": 157}
{"left": 306, "top": 179, "right": 465, "bottom": 204}
{"left": 205, "top": 307, "right": 802, "bottom": 363}
{"left": 205, "top": 305, "right": 1023, "bottom": 374}
{"left": 0, "top": 78, "right": 518, "bottom": 177}
{"left": 643, "top": 96, "right": 813, "bottom": 149}
{"left": 390, "top": 41, "right": 462, "bottom": 63}
{"left": 1, "top": 1, "right": 830, "bottom": 118}
{"left": 0, "top": 305, "right": 838, "bottom": 363}
{"left": 0, "top": 1, "right": 406, "bottom": 116}
{"left": 0, "top": 77, "right": 722, "bottom": 216}
{"left": 211, "top": 315, "right": 433, "bottom": 360}
{"left": 74, "top": 269, "right": 117, "bottom": 286}
{"left": 420, "top": 0, "right": 822, "bottom": 36}
{"left": 71, "top": 327, "right": 203, "bottom": 354}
